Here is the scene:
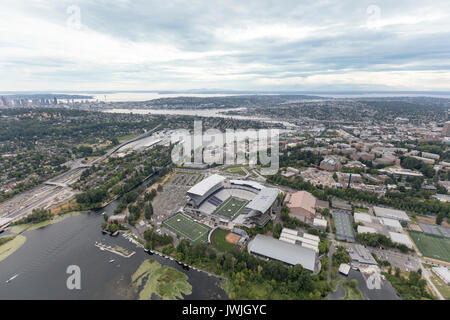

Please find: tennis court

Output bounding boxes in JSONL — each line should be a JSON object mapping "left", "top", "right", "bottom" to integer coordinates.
{"left": 333, "top": 210, "right": 355, "bottom": 242}
{"left": 163, "top": 213, "right": 211, "bottom": 243}
{"left": 213, "top": 197, "right": 248, "bottom": 220}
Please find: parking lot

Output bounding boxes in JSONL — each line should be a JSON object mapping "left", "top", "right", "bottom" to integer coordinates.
{"left": 152, "top": 173, "right": 204, "bottom": 222}
{"left": 369, "top": 247, "right": 421, "bottom": 271}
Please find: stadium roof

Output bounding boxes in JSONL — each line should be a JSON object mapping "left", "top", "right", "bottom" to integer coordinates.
{"left": 373, "top": 206, "right": 410, "bottom": 222}
{"left": 230, "top": 179, "right": 264, "bottom": 190}
{"left": 246, "top": 187, "right": 279, "bottom": 213}
{"left": 187, "top": 174, "right": 225, "bottom": 196}
{"left": 248, "top": 235, "right": 317, "bottom": 272}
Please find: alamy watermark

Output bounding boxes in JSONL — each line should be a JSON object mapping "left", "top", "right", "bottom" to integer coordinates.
{"left": 67, "top": 5, "right": 82, "bottom": 30}
{"left": 66, "top": 265, "right": 81, "bottom": 290}
{"left": 366, "top": 4, "right": 382, "bottom": 30}
{"left": 170, "top": 121, "right": 279, "bottom": 176}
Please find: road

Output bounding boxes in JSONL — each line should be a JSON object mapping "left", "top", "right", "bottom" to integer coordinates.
{"left": 420, "top": 263, "right": 444, "bottom": 300}
{"left": 0, "top": 125, "right": 163, "bottom": 224}
{"left": 93, "top": 124, "right": 162, "bottom": 164}
{"left": 327, "top": 216, "right": 336, "bottom": 283}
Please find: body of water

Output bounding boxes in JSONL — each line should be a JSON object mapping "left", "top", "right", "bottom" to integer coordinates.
{"left": 104, "top": 108, "right": 297, "bottom": 127}
{"left": 0, "top": 175, "right": 228, "bottom": 300}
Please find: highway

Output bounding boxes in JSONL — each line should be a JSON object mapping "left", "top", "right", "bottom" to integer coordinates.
{"left": 0, "top": 125, "right": 163, "bottom": 225}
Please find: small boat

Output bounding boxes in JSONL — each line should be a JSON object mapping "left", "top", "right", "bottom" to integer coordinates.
{"left": 109, "top": 259, "right": 115, "bottom": 263}
{"left": 6, "top": 274, "right": 19, "bottom": 283}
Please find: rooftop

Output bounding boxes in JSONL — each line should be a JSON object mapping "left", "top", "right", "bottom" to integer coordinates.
{"left": 187, "top": 174, "right": 225, "bottom": 196}
{"left": 373, "top": 206, "right": 410, "bottom": 222}
{"left": 248, "top": 234, "right": 317, "bottom": 272}
{"left": 286, "top": 191, "right": 316, "bottom": 212}
{"left": 246, "top": 187, "right": 279, "bottom": 213}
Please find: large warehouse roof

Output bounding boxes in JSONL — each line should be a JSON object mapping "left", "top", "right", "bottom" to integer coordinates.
{"left": 187, "top": 174, "right": 225, "bottom": 196}
{"left": 246, "top": 187, "right": 279, "bottom": 213}
{"left": 248, "top": 235, "right": 317, "bottom": 272}
{"left": 357, "top": 225, "right": 377, "bottom": 234}
{"left": 373, "top": 206, "right": 410, "bottom": 222}
{"left": 354, "top": 212, "right": 373, "bottom": 224}
{"left": 388, "top": 232, "right": 413, "bottom": 248}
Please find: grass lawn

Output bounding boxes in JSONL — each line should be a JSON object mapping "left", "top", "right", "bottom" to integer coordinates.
{"left": 342, "top": 280, "right": 365, "bottom": 300}
{"left": 131, "top": 259, "right": 192, "bottom": 300}
{"left": 211, "top": 229, "right": 236, "bottom": 252}
{"left": 429, "top": 271, "right": 450, "bottom": 300}
{"left": 117, "top": 133, "right": 141, "bottom": 143}
{"left": 0, "top": 235, "right": 26, "bottom": 262}
{"left": 213, "top": 197, "right": 248, "bottom": 220}
{"left": 10, "top": 211, "right": 83, "bottom": 234}
{"left": 408, "top": 231, "right": 450, "bottom": 263}
{"left": 163, "top": 213, "right": 211, "bottom": 244}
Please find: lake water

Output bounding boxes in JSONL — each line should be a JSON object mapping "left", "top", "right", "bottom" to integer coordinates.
{"left": 0, "top": 200, "right": 228, "bottom": 300}
{"left": 104, "top": 108, "right": 297, "bottom": 128}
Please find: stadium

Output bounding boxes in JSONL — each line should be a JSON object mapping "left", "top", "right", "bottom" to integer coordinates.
{"left": 184, "top": 174, "right": 279, "bottom": 228}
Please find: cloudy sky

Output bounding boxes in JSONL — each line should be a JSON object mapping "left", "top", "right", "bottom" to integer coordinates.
{"left": 1, "top": 0, "right": 450, "bottom": 92}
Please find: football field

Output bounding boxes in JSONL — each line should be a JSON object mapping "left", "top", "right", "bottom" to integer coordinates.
{"left": 213, "top": 197, "right": 248, "bottom": 220}
{"left": 163, "top": 213, "right": 211, "bottom": 243}
{"left": 408, "top": 231, "right": 450, "bottom": 263}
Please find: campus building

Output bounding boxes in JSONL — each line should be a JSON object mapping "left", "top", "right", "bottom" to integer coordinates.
{"left": 373, "top": 206, "right": 411, "bottom": 225}
{"left": 248, "top": 234, "right": 319, "bottom": 273}
{"left": 284, "top": 191, "right": 317, "bottom": 224}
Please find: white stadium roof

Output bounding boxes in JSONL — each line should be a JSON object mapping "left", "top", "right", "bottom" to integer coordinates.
{"left": 246, "top": 187, "right": 279, "bottom": 213}
{"left": 230, "top": 180, "right": 264, "bottom": 190}
{"left": 248, "top": 235, "right": 317, "bottom": 272}
{"left": 187, "top": 174, "right": 225, "bottom": 196}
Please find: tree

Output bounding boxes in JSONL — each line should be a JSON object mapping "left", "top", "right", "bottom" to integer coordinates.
{"left": 144, "top": 202, "right": 153, "bottom": 219}
{"left": 273, "top": 222, "right": 282, "bottom": 239}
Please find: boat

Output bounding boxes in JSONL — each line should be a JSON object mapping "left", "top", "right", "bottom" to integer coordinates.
{"left": 109, "top": 259, "right": 115, "bottom": 263}
{"left": 6, "top": 274, "right": 19, "bottom": 283}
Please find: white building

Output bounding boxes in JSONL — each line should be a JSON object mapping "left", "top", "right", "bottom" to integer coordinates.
{"left": 373, "top": 206, "right": 411, "bottom": 224}
{"left": 388, "top": 232, "right": 414, "bottom": 249}
{"left": 357, "top": 225, "right": 377, "bottom": 234}
{"left": 432, "top": 267, "right": 450, "bottom": 285}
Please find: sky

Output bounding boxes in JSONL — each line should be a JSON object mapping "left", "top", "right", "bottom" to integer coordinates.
{"left": 1, "top": 0, "right": 450, "bottom": 92}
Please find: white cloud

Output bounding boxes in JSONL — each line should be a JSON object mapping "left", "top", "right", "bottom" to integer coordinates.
{"left": 0, "top": 1, "right": 449, "bottom": 91}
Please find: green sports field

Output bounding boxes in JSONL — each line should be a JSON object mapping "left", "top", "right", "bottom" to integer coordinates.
{"left": 211, "top": 228, "right": 236, "bottom": 252}
{"left": 408, "top": 231, "right": 450, "bottom": 263}
{"left": 163, "top": 214, "right": 211, "bottom": 244}
{"left": 213, "top": 197, "right": 248, "bottom": 220}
